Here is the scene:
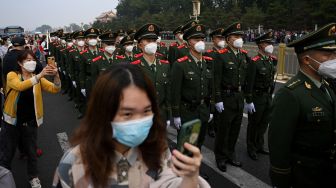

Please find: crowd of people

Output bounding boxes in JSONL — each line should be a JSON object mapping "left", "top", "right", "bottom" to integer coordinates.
{"left": 0, "top": 20, "right": 335, "bottom": 188}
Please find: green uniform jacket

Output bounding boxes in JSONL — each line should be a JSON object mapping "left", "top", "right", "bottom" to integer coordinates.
{"left": 168, "top": 42, "right": 189, "bottom": 66}
{"left": 171, "top": 54, "right": 213, "bottom": 118}
{"left": 269, "top": 71, "right": 336, "bottom": 187}
{"left": 245, "top": 53, "right": 277, "bottom": 103}
{"left": 68, "top": 48, "right": 84, "bottom": 84}
{"left": 131, "top": 55, "right": 171, "bottom": 120}
{"left": 79, "top": 49, "right": 99, "bottom": 92}
{"left": 214, "top": 47, "right": 251, "bottom": 106}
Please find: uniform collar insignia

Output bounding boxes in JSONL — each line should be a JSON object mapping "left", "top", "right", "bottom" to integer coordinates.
{"left": 305, "top": 81, "right": 312, "bottom": 89}
{"left": 312, "top": 107, "right": 322, "bottom": 112}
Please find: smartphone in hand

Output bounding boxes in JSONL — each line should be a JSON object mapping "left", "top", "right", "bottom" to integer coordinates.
{"left": 176, "top": 119, "right": 201, "bottom": 157}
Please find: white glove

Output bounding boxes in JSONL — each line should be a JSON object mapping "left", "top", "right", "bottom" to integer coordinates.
{"left": 215, "top": 102, "right": 224, "bottom": 113}
{"left": 58, "top": 67, "right": 61, "bottom": 71}
{"left": 173, "top": 117, "right": 182, "bottom": 130}
{"left": 208, "top": 114, "right": 214, "bottom": 123}
{"left": 81, "top": 89, "right": 86, "bottom": 97}
{"left": 72, "top": 81, "right": 77, "bottom": 88}
{"left": 244, "top": 102, "right": 256, "bottom": 114}
{"left": 166, "top": 120, "right": 170, "bottom": 129}
{"left": 63, "top": 71, "right": 66, "bottom": 75}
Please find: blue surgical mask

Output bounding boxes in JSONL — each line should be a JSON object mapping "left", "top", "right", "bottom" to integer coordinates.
{"left": 111, "top": 115, "right": 154, "bottom": 148}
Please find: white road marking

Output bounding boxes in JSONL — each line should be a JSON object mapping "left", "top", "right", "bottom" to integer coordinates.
{"left": 167, "top": 127, "right": 271, "bottom": 188}
{"left": 56, "top": 132, "right": 70, "bottom": 153}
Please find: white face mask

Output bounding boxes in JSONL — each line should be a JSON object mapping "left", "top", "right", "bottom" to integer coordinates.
{"left": 178, "top": 34, "right": 184, "bottom": 41}
{"left": 88, "top": 39, "right": 98, "bottom": 46}
{"left": 23, "top": 60, "right": 37, "bottom": 73}
{"left": 217, "top": 40, "right": 226, "bottom": 49}
{"left": 77, "top": 40, "right": 85, "bottom": 47}
{"left": 307, "top": 56, "right": 336, "bottom": 79}
{"left": 119, "top": 37, "right": 124, "bottom": 41}
{"left": 72, "top": 39, "right": 76, "bottom": 43}
{"left": 264, "top": 45, "right": 274, "bottom": 54}
{"left": 156, "top": 37, "right": 161, "bottom": 43}
{"left": 233, "top": 38, "right": 244, "bottom": 48}
{"left": 61, "top": 40, "right": 66, "bottom": 45}
{"left": 105, "top": 45, "right": 116, "bottom": 54}
{"left": 194, "top": 41, "right": 205, "bottom": 53}
{"left": 125, "top": 45, "right": 134, "bottom": 52}
{"left": 67, "top": 42, "right": 73, "bottom": 47}
{"left": 144, "top": 42, "right": 157, "bottom": 55}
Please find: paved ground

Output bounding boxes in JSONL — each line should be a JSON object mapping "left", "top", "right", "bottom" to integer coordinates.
{"left": 10, "top": 81, "right": 284, "bottom": 188}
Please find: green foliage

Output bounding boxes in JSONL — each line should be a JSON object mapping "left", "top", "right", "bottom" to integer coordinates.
{"left": 92, "top": 0, "right": 336, "bottom": 32}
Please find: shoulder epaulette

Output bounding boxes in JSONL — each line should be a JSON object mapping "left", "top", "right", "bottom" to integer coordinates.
{"left": 177, "top": 44, "right": 186, "bottom": 49}
{"left": 286, "top": 79, "right": 302, "bottom": 89}
{"left": 80, "top": 49, "right": 88, "bottom": 55}
{"left": 170, "top": 42, "right": 178, "bottom": 47}
{"left": 160, "top": 42, "right": 166, "bottom": 47}
{"left": 99, "top": 48, "right": 105, "bottom": 52}
{"left": 116, "top": 55, "right": 125, "bottom": 59}
{"left": 92, "top": 56, "right": 102, "bottom": 62}
{"left": 69, "top": 49, "right": 75, "bottom": 53}
{"left": 203, "top": 56, "right": 213, "bottom": 61}
{"left": 218, "top": 48, "right": 228, "bottom": 54}
{"left": 177, "top": 56, "right": 189, "bottom": 63}
{"left": 160, "top": 59, "right": 169, "bottom": 64}
{"left": 207, "top": 49, "right": 214, "bottom": 53}
{"left": 156, "top": 52, "right": 164, "bottom": 56}
{"left": 240, "top": 49, "right": 248, "bottom": 54}
{"left": 67, "top": 46, "right": 72, "bottom": 50}
{"left": 131, "top": 59, "right": 141, "bottom": 65}
{"left": 134, "top": 53, "right": 143, "bottom": 58}
{"left": 252, "top": 56, "right": 261, "bottom": 62}
{"left": 271, "top": 55, "right": 278, "bottom": 60}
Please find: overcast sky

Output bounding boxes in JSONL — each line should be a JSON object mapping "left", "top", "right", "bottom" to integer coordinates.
{"left": 0, "top": 0, "right": 118, "bottom": 31}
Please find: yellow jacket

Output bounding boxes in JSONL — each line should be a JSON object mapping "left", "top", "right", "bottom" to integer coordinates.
{"left": 3, "top": 71, "right": 61, "bottom": 126}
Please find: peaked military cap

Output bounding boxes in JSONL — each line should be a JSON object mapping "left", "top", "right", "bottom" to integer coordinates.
{"left": 181, "top": 20, "right": 199, "bottom": 33}
{"left": 99, "top": 32, "right": 117, "bottom": 43}
{"left": 127, "top": 29, "right": 137, "bottom": 35}
{"left": 84, "top": 28, "right": 100, "bottom": 37}
{"left": 65, "top": 33, "right": 72, "bottom": 41}
{"left": 73, "top": 31, "right": 85, "bottom": 39}
{"left": 134, "top": 23, "right": 160, "bottom": 41}
{"left": 59, "top": 33, "right": 67, "bottom": 40}
{"left": 255, "top": 31, "right": 274, "bottom": 44}
{"left": 50, "top": 32, "right": 57, "bottom": 37}
{"left": 57, "top": 29, "right": 64, "bottom": 38}
{"left": 116, "top": 29, "right": 126, "bottom": 36}
{"left": 287, "top": 23, "right": 336, "bottom": 54}
{"left": 11, "top": 37, "right": 25, "bottom": 46}
{"left": 120, "top": 34, "right": 135, "bottom": 46}
{"left": 173, "top": 25, "right": 183, "bottom": 35}
{"left": 183, "top": 24, "right": 206, "bottom": 40}
{"left": 222, "top": 22, "right": 244, "bottom": 37}
{"left": 210, "top": 28, "right": 225, "bottom": 38}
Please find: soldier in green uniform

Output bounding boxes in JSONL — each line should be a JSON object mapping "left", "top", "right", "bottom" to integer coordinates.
{"left": 269, "top": 23, "right": 336, "bottom": 188}
{"left": 171, "top": 23, "right": 213, "bottom": 149}
{"left": 131, "top": 23, "right": 171, "bottom": 124}
{"left": 91, "top": 32, "right": 126, "bottom": 86}
{"left": 168, "top": 25, "right": 183, "bottom": 64}
{"left": 68, "top": 30, "right": 86, "bottom": 118}
{"left": 79, "top": 28, "right": 100, "bottom": 107}
{"left": 64, "top": 33, "right": 76, "bottom": 101}
{"left": 204, "top": 27, "right": 226, "bottom": 138}
{"left": 119, "top": 34, "right": 136, "bottom": 63}
{"left": 156, "top": 36, "right": 168, "bottom": 60}
{"left": 58, "top": 33, "right": 72, "bottom": 95}
{"left": 245, "top": 31, "right": 277, "bottom": 160}
{"left": 213, "top": 22, "right": 251, "bottom": 171}
{"left": 168, "top": 21, "right": 197, "bottom": 65}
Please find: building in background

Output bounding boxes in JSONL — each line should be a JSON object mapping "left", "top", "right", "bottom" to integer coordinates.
{"left": 96, "top": 10, "right": 117, "bottom": 23}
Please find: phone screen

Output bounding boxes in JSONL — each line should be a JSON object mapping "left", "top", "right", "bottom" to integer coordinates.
{"left": 176, "top": 119, "right": 201, "bottom": 156}
{"left": 47, "top": 56, "right": 56, "bottom": 67}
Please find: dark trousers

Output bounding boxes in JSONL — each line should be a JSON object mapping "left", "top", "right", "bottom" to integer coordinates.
{"left": 179, "top": 103, "right": 209, "bottom": 149}
{"left": 291, "top": 161, "right": 336, "bottom": 188}
{"left": 214, "top": 94, "right": 244, "bottom": 161}
{"left": 0, "top": 121, "right": 38, "bottom": 178}
{"left": 246, "top": 96, "right": 272, "bottom": 153}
